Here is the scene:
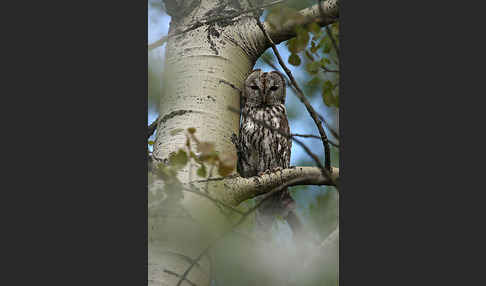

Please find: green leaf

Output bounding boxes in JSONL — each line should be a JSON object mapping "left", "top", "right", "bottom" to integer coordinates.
{"left": 316, "top": 37, "right": 326, "bottom": 49}
{"left": 287, "top": 38, "right": 299, "bottom": 54}
{"left": 320, "top": 57, "right": 330, "bottom": 66}
{"left": 308, "top": 22, "right": 321, "bottom": 36}
{"left": 307, "top": 77, "right": 321, "bottom": 86}
{"left": 323, "top": 80, "right": 334, "bottom": 90}
{"left": 324, "top": 45, "right": 331, "bottom": 54}
{"left": 169, "top": 149, "right": 188, "bottom": 168}
{"left": 322, "top": 91, "right": 333, "bottom": 107}
{"left": 296, "top": 26, "right": 310, "bottom": 51}
{"left": 265, "top": 6, "right": 304, "bottom": 30}
{"left": 154, "top": 164, "right": 178, "bottom": 182}
{"left": 310, "top": 41, "right": 318, "bottom": 53}
{"left": 322, "top": 81, "right": 334, "bottom": 107}
{"left": 306, "top": 61, "right": 320, "bottom": 75}
{"left": 197, "top": 164, "right": 207, "bottom": 177}
{"left": 288, "top": 53, "right": 301, "bottom": 66}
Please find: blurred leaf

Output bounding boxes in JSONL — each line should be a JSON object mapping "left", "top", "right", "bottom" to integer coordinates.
{"left": 310, "top": 41, "right": 318, "bottom": 53}
{"left": 265, "top": 6, "right": 304, "bottom": 30}
{"left": 307, "top": 77, "right": 321, "bottom": 86}
{"left": 322, "top": 90, "right": 333, "bottom": 106}
{"left": 220, "top": 152, "right": 237, "bottom": 168}
{"left": 322, "top": 80, "right": 335, "bottom": 107}
{"left": 322, "top": 35, "right": 332, "bottom": 54}
{"left": 217, "top": 151, "right": 237, "bottom": 177}
{"left": 169, "top": 149, "right": 188, "bottom": 168}
{"left": 288, "top": 26, "right": 309, "bottom": 54}
{"left": 198, "top": 142, "right": 219, "bottom": 165}
{"left": 197, "top": 164, "right": 207, "bottom": 177}
{"left": 187, "top": 127, "right": 196, "bottom": 134}
{"left": 154, "top": 163, "right": 177, "bottom": 182}
{"left": 288, "top": 53, "right": 301, "bottom": 66}
{"left": 306, "top": 61, "right": 320, "bottom": 75}
{"left": 218, "top": 162, "right": 234, "bottom": 177}
{"left": 308, "top": 22, "right": 321, "bottom": 36}
{"left": 197, "top": 142, "right": 215, "bottom": 155}
{"left": 190, "top": 151, "right": 203, "bottom": 164}
{"left": 320, "top": 57, "right": 330, "bottom": 66}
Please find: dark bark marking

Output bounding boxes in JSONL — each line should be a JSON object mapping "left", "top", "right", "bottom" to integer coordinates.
{"left": 160, "top": 110, "right": 197, "bottom": 124}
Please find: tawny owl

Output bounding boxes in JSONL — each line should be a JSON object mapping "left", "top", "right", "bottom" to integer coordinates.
{"left": 233, "top": 69, "right": 301, "bottom": 236}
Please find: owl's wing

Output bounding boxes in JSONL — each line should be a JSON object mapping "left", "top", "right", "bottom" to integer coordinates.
{"left": 279, "top": 111, "right": 292, "bottom": 167}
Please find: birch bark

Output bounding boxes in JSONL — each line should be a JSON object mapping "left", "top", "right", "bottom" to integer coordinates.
{"left": 150, "top": 1, "right": 339, "bottom": 285}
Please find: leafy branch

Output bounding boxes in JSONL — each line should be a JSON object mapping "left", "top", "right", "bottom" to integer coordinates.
{"left": 253, "top": 11, "right": 334, "bottom": 172}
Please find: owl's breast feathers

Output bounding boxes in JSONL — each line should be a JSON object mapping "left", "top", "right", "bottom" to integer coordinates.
{"left": 237, "top": 104, "right": 291, "bottom": 177}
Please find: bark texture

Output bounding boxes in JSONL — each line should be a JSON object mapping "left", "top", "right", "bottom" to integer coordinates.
{"left": 150, "top": 1, "right": 339, "bottom": 285}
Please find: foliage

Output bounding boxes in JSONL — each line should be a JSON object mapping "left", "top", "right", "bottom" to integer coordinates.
{"left": 266, "top": 6, "right": 340, "bottom": 108}
{"left": 152, "top": 128, "right": 237, "bottom": 186}
{"left": 148, "top": 2, "right": 340, "bottom": 285}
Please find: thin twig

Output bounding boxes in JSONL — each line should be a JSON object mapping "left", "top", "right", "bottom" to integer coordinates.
{"left": 321, "top": 66, "right": 339, "bottom": 73}
{"left": 325, "top": 26, "right": 340, "bottom": 60}
{"left": 148, "top": 116, "right": 160, "bottom": 139}
{"left": 317, "top": 113, "right": 340, "bottom": 141}
{"left": 148, "top": 37, "right": 167, "bottom": 51}
{"left": 292, "top": 133, "right": 339, "bottom": 147}
{"left": 148, "top": 0, "right": 288, "bottom": 51}
{"left": 161, "top": 251, "right": 202, "bottom": 268}
{"left": 175, "top": 176, "right": 312, "bottom": 286}
{"left": 252, "top": 14, "right": 333, "bottom": 171}
{"left": 163, "top": 269, "right": 197, "bottom": 286}
{"left": 183, "top": 188, "right": 245, "bottom": 215}
{"left": 305, "top": 50, "right": 339, "bottom": 73}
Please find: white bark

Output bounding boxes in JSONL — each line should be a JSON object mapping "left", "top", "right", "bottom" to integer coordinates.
{"left": 189, "top": 166, "right": 339, "bottom": 206}
{"left": 150, "top": 1, "right": 339, "bottom": 285}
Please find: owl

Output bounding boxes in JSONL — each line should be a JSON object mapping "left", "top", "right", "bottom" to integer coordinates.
{"left": 233, "top": 69, "right": 301, "bottom": 236}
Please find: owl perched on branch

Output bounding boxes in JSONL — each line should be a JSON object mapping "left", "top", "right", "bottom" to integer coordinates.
{"left": 232, "top": 69, "right": 302, "bottom": 237}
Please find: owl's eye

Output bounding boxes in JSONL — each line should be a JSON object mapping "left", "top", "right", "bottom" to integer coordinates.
{"left": 269, "top": 86, "right": 279, "bottom": 91}
{"left": 251, "top": 85, "right": 259, "bottom": 90}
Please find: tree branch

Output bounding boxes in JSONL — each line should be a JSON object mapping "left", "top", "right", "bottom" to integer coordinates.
{"left": 148, "top": 0, "right": 288, "bottom": 51}
{"left": 190, "top": 166, "right": 339, "bottom": 206}
{"left": 182, "top": 187, "right": 245, "bottom": 215}
{"left": 163, "top": 270, "right": 197, "bottom": 286}
{"left": 148, "top": 116, "right": 160, "bottom": 139}
{"left": 262, "top": 0, "right": 339, "bottom": 45}
{"left": 251, "top": 18, "right": 335, "bottom": 173}
{"left": 228, "top": 105, "right": 337, "bottom": 188}
{"left": 292, "top": 133, "right": 339, "bottom": 147}
{"left": 176, "top": 175, "right": 317, "bottom": 286}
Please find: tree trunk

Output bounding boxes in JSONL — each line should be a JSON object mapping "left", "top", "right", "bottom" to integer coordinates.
{"left": 149, "top": 1, "right": 339, "bottom": 285}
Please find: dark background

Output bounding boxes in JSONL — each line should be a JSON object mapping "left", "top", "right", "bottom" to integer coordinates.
{"left": 2, "top": 0, "right": 483, "bottom": 285}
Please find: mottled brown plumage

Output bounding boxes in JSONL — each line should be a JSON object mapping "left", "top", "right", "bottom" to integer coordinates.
{"left": 233, "top": 69, "right": 301, "bottom": 236}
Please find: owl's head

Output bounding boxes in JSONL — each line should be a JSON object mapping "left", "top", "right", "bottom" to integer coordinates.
{"left": 263, "top": 71, "right": 286, "bottom": 106}
{"left": 243, "top": 69, "right": 265, "bottom": 107}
